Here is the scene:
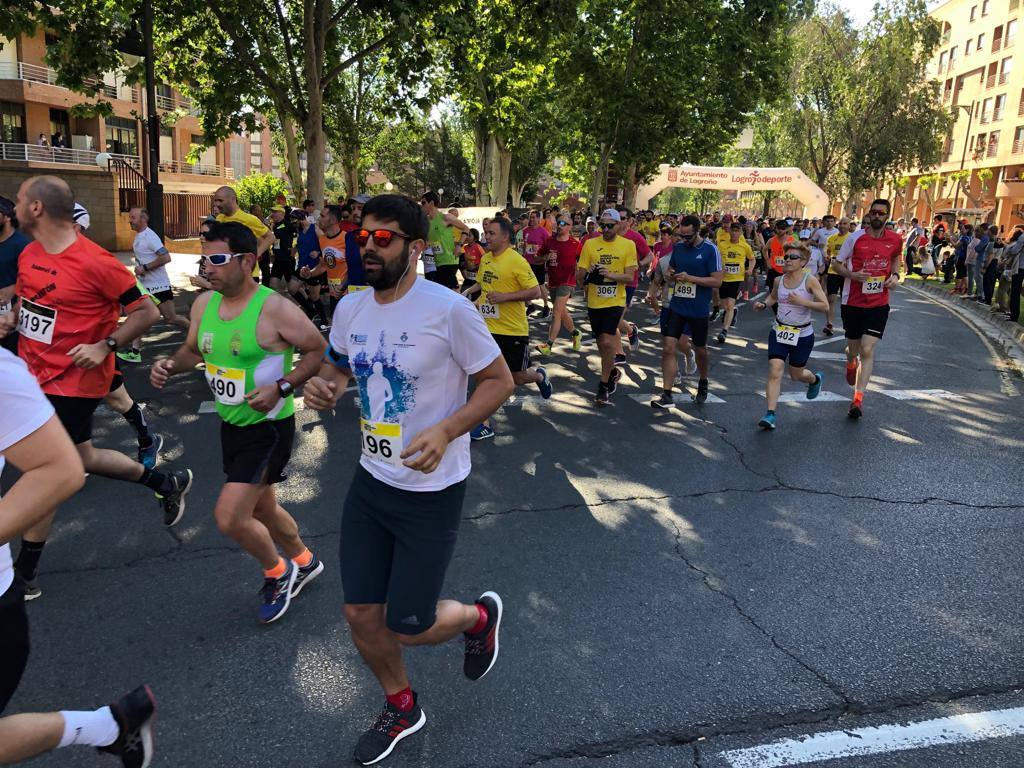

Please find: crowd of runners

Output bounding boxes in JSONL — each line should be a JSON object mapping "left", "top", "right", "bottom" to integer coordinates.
{"left": 0, "top": 174, "right": 909, "bottom": 766}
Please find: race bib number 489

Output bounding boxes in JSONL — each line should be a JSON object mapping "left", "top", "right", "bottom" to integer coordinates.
{"left": 673, "top": 282, "right": 697, "bottom": 299}
{"left": 360, "top": 419, "right": 403, "bottom": 467}
{"left": 18, "top": 299, "right": 56, "bottom": 344}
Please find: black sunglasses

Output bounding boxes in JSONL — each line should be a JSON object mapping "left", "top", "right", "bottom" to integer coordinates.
{"left": 600, "top": 222, "right": 617, "bottom": 230}
{"left": 355, "top": 228, "right": 412, "bottom": 248}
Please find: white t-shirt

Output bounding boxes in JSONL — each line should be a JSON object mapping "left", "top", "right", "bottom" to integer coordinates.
{"left": 0, "top": 349, "right": 55, "bottom": 597}
{"left": 812, "top": 227, "right": 839, "bottom": 254}
{"left": 328, "top": 277, "right": 501, "bottom": 491}
{"left": 133, "top": 226, "right": 171, "bottom": 293}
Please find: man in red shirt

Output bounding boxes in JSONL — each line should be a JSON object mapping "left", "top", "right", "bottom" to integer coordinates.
{"left": 762, "top": 219, "right": 795, "bottom": 294}
{"left": 2, "top": 176, "right": 193, "bottom": 600}
{"left": 535, "top": 216, "right": 583, "bottom": 355}
{"left": 520, "top": 210, "right": 551, "bottom": 317}
{"left": 834, "top": 197, "right": 903, "bottom": 419}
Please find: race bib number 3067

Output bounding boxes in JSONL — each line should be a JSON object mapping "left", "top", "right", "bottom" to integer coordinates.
{"left": 18, "top": 299, "right": 57, "bottom": 344}
{"left": 595, "top": 284, "right": 618, "bottom": 298}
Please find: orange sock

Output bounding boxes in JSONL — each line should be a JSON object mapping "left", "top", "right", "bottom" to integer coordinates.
{"left": 264, "top": 558, "right": 287, "bottom": 579}
{"left": 292, "top": 548, "right": 313, "bottom": 567}
{"left": 846, "top": 360, "right": 858, "bottom": 371}
{"left": 853, "top": 391, "right": 864, "bottom": 406}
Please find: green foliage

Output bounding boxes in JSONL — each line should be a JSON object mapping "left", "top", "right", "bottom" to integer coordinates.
{"left": 373, "top": 115, "right": 475, "bottom": 203}
{"left": 233, "top": 172, "right": 288, "bottom": 215}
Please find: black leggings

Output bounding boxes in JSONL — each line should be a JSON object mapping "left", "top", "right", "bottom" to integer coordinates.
{"left": 434, "top": 264, "right": 460, "bottom": 290}
{"left": 0, "top": 585, "right": 30, "bottom": 714}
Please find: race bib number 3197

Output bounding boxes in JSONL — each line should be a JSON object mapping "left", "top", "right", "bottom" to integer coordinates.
{"left": 18, "top": 298, "right": 56, "bottom": 344}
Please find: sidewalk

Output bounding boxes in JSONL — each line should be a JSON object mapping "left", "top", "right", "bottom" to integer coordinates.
{"left": 114, "top": 250, "right": 205, "bottom": 293}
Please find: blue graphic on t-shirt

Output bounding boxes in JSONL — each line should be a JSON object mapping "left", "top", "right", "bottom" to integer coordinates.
{"left": 351, "top": 330, "right": 417, "bottom": 421}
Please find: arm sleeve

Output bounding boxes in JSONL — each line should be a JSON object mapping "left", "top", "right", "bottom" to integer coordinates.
{"left": 326, "top": 302, "right": 350, "bottom": 365}
{"left": 578, "top": 240, "right": 593, "bottom": 270}
{"left": 95, "top": 255, "right": 143, "bottom": 306}
{"left": 448, "top": 297, "right": 502, "bottom": 375}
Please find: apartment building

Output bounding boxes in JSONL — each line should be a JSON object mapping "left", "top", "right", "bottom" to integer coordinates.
{"left": 898, "top": 0, "right": 1024, "bottom": 229}
{"left": 0, "top": 29, "right": 274, "bottom": 196}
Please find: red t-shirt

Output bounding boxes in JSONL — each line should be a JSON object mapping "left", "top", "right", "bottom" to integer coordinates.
{"left": 767, "top": 234, "right": 795, "bottom": 273}
{"left": 17, "top": 234, "right": 143, "bottom": 398}
{"left": 838, "top": 228, "right": 903, "bottom": 308}
{"left": 622, "top": 229, "right": 651, "bottom": 287}
{"left": 538, "top": 236, "right": 580, "bottom": 287}
{"left": 652, "top": 239, "right": 674, "bottom": 272}
{"left": 462, "top": 241, "right": 484, "bottom": 272}
{"left": 521, "top": 226, "right": 548, "bottom": 265}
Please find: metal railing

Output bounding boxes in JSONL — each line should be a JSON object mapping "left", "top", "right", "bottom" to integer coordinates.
{"left": 164, "top": 193, "right": 215, "bottom": 238}
{"left": 0, "top": 142, "right": 140, "bottom": 169}
{"left": 0, "top": 61, "right": 138, "bottom": 102}
{"left": 1013, "top": 138, "right": 1024, "bottom": 153}
{"left": 154, "top": 93, "right": 193, "bottom": 112}
{"left": 157, "top": 159, "right": 233, "bottom": 179}
{"left": 1005, "top": 37, "right": 1017, "bottom": 50}
{"left": 987, "top": 142, "right": 1000, "bottom": 157}
{"left": 1000, "top": 71, "right": 1012, "bottom": 85}
{"left": 155, "top": 93, "right": 175, "bottom": 110}
{"left": 994, "top": 107, "right": 1006, "bottom": 120}
{"left": 995, "top": 37, "right": 1003, "bottom": 52}
{"left": 987, "top": 73, "right": 997, "bottom": 88}
{"left": 981, "top": 113, "right": 992, "bottom": 123}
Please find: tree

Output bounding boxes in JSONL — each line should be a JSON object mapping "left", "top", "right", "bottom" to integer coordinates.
{"left": 233, "top": 171, "right": 288, "bottom": 213}
{"left": 916, "top": 172, "right": 944, "bottom": 217}
{"left": 725, "top": 102, "right": 801, "bottom": 215}
{"left": 373, "top": 115, "right": 475, "bottom": 202}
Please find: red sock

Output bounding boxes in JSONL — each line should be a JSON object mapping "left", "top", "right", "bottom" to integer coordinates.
{"left": 386, "top": 687, "right": 414, "bottom": 713}
{"left": 853, "top": 391, "right": 864, "bottom": 406}
{"left": 467, "top": 603, "right": 488, "bottom": 635}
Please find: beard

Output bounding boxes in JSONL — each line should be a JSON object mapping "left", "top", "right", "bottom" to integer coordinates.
{"left": 364, "top": 243, "right": 410, "bottom": 291}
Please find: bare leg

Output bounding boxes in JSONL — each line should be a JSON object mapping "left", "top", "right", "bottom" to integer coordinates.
{"left": 159, "top": 299, "right": 190, "bottom": 331}
{"left": 103, "top": 384, "right": 132, "bottom": 414}
{"left": 660, "top": 336, "right": 679, "bottom": 391}
{"left": 693, "top": 344, "right": 710, "bottom": 378}
{"left": 0, "top": 713, "right": 63, "bottom": 763}
{"left": 251, "top": 485, "right": 306, "bottom": 560}
{"left": 789, "top": 365, "right": 817, "bottom": 385}
{"left": 765, "top": 358, "right": 784, "bottom": 410}
{"left": 855, "top": 335, "right": 879, "bottom": 395}
{"left": 512, "top": 370, "right": 542, "bottom": 387}
{"left": 596, "top": 334, "right": 616, "bottom": 381}
{"left": 721, "top": 298, "right": 736, "bottom": 329}
{"left": 213, "top": 482, "right": 282, "bottom": 570}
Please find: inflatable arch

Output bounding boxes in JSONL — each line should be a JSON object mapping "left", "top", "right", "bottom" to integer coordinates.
{"left": 635, "top": 165, "right": 829, "bottom": 217}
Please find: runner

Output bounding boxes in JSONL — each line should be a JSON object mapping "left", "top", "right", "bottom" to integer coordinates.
{"left": 268, "top": 205, "right": 297, "bottom": 291}
{"left": 576, "top": 209, "right": 637, "bottom": 406}
{"left": 0, "top": 347, "right": 157, "bottom": 767}
{"left": 714, "top": 221, "right": 755, "bottom": 344}
{"left": 419, "top": 192, "right": 468, "bottom": 290}
{"left": 302, "top": 194, "right": 513, "bottom": 766}
{"left": 459, "top": 228, "right": 484, "bottom": 292}
{"left": 535, "top": 216, "right": 583, "bottom": 356}
{"left": 824, "top": 217, "right": 854, "bottom": 335}
{"left": 615, "top": 207, "right": 652, "bottom": 360}
{"left": 763, "top": 219, "right": 795, "bottom": 295}
{"left": 150, "top": 221, "right": 325, "bottom": 623}
{"left": 117, "top": 207, "right": 190, "bottom": 363}
{"left": 464, "top": 216, "right": 552, "bottom": 439}
{"left": 520, "top": 209, "right": 551, "bottom": 316}
{"left": 832, "top": 198, "right": 903, "bottom": 419}
{"left": 752, "top": 242, "right": 826, "bottom": 429}
{"left": 0, "top": 195, "right": 29, "bottom": 356}
{"left": 213, "top": 186, "right": 275, "bottom": 285}
{"left": 303, "top": 204, "right": 348, "bottom": 318}
{"left": 648, "top": 214, "right": 722, "bottom": 408}
{"left": 287, "top": 208, "right": 327, "bottom": 326}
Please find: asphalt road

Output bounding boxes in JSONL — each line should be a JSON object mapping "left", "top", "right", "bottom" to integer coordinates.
{"left": 6, "top": 278, "right": 1024, "bottom": 768}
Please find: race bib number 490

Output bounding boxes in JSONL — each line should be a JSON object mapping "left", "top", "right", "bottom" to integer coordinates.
{"left": 773, "top": 324, "right": 800, "bottom": 346}
{"left": 206, "top": 366, "right": 245, "bottom": 405}
{"left": 360, "top": 419, "right": 403, "bottom": 467}
{"left": 18, "top": 299, "right": 57, "bottom": 344}
{"left": 673, "top": 282, "right": 697, "bottom": 299}
{"left": 863, "top": 275, "right": 886, "bottom": 294}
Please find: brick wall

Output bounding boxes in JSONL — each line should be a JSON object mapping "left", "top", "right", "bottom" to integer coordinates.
{"left": 0, "top": 164, "right": 132, "bottom": 250}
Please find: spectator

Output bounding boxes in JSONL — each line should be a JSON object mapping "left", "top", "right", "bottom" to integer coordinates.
{"left": 36, "top": 133, "right": 49, "bottom": 147}
{"left": 52, "top": 132, "right": 66, "bottom": 149}
{"left": 981, "top": 225, "right": 1001, "bottom": 305}
{"left": 999, "top": 227, "right": 1024, "bottom": 320}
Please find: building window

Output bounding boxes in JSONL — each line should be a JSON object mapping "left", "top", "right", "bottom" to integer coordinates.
{"left": 971, "top": 5, "right": 978, "bottom": 21}
{"left": 940, "top": 51, "right": 947, "bottom": 69}
{"left": 229, "top": 141, "right": 245, "bottom": 178}
{"left": 1013, "top": 125, "right": 1024, "bottom": 152}
{"left": 1008, "top": 19, "right": 1018, "bottom": 43}
{"left": 105, "top": 116, "right": 138, "bottom": 156}
{"left": 967, "top": 39, "right": 974, "bottom": 55}
{"left": 0, "top": 101, "right": 25, "bottom": 144}
{"left": 982, "top": 0, "right": 990, "bottom": 15}
{"left": 978, "top": 33, "right": 986, "bottom": 50}
{"left": 950, "top": 45, "right": 959, "bottom": 65}
{"left": 48, "top": 108, "right": 70, "bottom": 144}
{"left": 995, "top": 93, "right": 1007, "bottom": 119}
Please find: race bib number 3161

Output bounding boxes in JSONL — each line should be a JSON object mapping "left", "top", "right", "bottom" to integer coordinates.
{"left": 18, "top": 299, "right": 56, "bottom": 344}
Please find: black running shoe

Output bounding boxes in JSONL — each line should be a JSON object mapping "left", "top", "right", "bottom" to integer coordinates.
{"left": 156, "top": 469, "right": 192, "bottom": 527}
{"left": 595, "top": 385, "right": 610, "bottom": 407}
{"left": 709, "top": 308, "right": 721, "bottom": 323}
{"left": 651, "top": 392, "right": 674, "bottom": 409}
{"left": 464, "top": 591, "right": 503, "bottom": 681}
{"left": 353, "top": 694, "right": 426, "bottom": 766}
{"left": 848, "top": 402, "right": 863, "bottom": 420}
{"left": 97, "top": 685, "right": 156, "bottom": 768}
{"left": 693, "top": 378, "right": 709, "bottom": 404}
{"left": 291, "top": 555, "right": 324, "bottom": 597}
{"left": 607, "top": 366, "right": 621, "bottom": 395}
{"left": 715, "top": 330, "right": 727, "bottom": 345}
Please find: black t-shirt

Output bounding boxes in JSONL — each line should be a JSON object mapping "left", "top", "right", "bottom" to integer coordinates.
{"left": 272, "top": 220, "right": 296, "bottom": 259}
{"left": 0, "top": 229, "right": 29, "bottom": 288}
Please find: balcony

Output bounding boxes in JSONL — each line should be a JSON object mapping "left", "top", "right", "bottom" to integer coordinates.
{"left": 0, "top": 142, "right": 140, "bottom": 169}
{"left": 157, "top": 159, "right": 233, "bottom": 179}
{"left": 987, "top": 142, "right": 1000, "bottom": 157}
{"left": 1006, "top": 37, "right": 1017, "bottom": 50}
{"left": 995, "top": 37, "right": 1003, "bottom": 52}
{"left": 995, "top": 108, "right": 1005, "bottom": 121}
{"left": 1012, "top": 0, "right": 1020, "bottom": 10}
{"left": 981, "top": 113, "right": 992, "bottom": 123}
{"left": 0, "top": 62, "right": 138, "bottom": 102}
{"left": 999, "top": 71, "right": 1011, "bottom": 85}
{"left": 1013, "top": 138, "right": 1024, "bottom": 153}
{"left": 987, "top": 73, "right": 997, "bottom": 88}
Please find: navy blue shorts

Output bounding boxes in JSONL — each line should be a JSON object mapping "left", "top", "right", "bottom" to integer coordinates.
{"left": 768, "top": 328, "right": 814, "bottom": 367}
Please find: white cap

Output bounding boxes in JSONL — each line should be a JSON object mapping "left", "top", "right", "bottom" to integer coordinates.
{"left": 799, "top": 228, "right": 812, "bottom": 239}
{"left": 72, "top": 202, "right": 90, "bottom": 231}
{"left": 600, "top": 208, "right": 621, "bottom": 222}
{"left": 586, "top": 217, "right": 597, "bottom": 225}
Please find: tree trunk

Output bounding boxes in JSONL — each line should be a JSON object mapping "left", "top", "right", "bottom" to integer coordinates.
{"left": 622, "top": 163, "right": 639, "bottom": 209}
{"left": 589, "top": 143, "right": 613, "bottom": 212}
{"left": 341, "top": 143, "right": 361, "bottom": 198}
{"left": 304, "top": 107, "right": 326, "bottom": 207}
{"left": 495, "top": 140, "right": 511, "bottom": 209}
{"left": 280, "top": 115, "right": 304, "bottom": 201}
{"left": 474, "top": 125, "right": 490, "bottom": 205}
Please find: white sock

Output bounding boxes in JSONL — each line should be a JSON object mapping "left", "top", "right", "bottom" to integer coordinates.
{"left": 58, "top": 707, "right": 119, "bottom": 748}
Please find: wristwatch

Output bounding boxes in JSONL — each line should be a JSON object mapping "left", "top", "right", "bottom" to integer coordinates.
{"left": 104, "top": 336, "right": 117, "bottom": 352}
{"left": 276, "top": 378, "right": 294, "bottom": 397}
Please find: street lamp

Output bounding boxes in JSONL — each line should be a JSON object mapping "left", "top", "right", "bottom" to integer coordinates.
{"left": 952, "top": 103, "right": 974, "bottom": 212}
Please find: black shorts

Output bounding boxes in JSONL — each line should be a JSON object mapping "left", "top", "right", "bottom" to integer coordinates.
{"left": 151, "top": 289, "right": 174, "bottom": 305}
{"left": 435, "top": 264, "right": 460, "bottom": 290}
{"left": 271, "top": 254, "right": 296, "bottom": 281}
{"left": 221, "top": 416, "right": 295, "bottom": 485}
{"left": 719, "top": 281, "right": 741, "bottom": 300}
{"left": 661, "top": 309, "right": 709, "bottom": 347}
{"left": 109, "top": 358, "right": 124, "bottom": 393}
{"left": 0, "top": 584, "right": 30, "bottom": 715}
{"left": 492, "top": 334, "right": 529, "bottom": 373}
{"left": 340, "top": 464, "right": 466, "bottom": 635}
{"left": 1, "top": 332, "right": 18, "bottom": 356}
{"left": 588, "top": 305, "right": 624, "bottom": 338}
{"left": 301, "top": 272, "right": 328, "bottom": 288}
{"left": 826, "top": 274, "right": 844, "bottom": 296}
{"left": 530, "top": 263, "right": 546, "bottom": 288}
{"left": 955, "top": 258, "right": 967, "bottom": 280}
{"left": 47, "top": 395, "right": 101, "bottom": 445}
{"left": 841, "top": 304, "right": 890, "bottom": 340}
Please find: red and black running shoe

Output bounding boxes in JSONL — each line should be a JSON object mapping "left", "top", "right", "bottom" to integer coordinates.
{"left": 464, "top": 590, "right": 504, "bottom": 681}
{"left": 353, "top": 693, "right": 426, "bottom": 766}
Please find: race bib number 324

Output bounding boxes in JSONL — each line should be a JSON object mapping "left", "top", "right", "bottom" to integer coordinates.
{"left": 863, "top": 275, "right": 886, "bottom": 294}
{"left": 18, "top": 298, "right": 57, "bottom": 344}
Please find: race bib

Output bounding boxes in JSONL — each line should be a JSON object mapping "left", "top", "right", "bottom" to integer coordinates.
{"left": 773, "top": 324, "right": 800, "bottom": 346}
{"left": 328, "top": 277, "right": 344, "bottom": 290}
{"left": 463, "top": 270, "right": 477, "bottom": 281}
{"left": 428, "top": 241, "right": 441, "bottom": 255}
{"left": 725, "top": 263, "right": 742, "bottom": 275}
{"left": 205, "top": 366, "right": 245, "bottom": 405}
{"left": 673, "top": 282, "right": 697, "bottom": 299}
{"left": 478, "top": 302, "right": 500, "bottom": 319}
{"left": 0, "top": 300, "right": 11, "bottom": 315}
{"left": 360, "top": 419, "right": 403, "bottom": 467}
{"left": 17, "top": 298, "right": 56, "bottom": 344}
{"left": 863, "top": 275, "right": 886, "bottom": 294}
{"left": 421, "top": 252, "right": 436, "bottom": 269}
{"left": 525, "top": 244, "right": 538, "bottom": 256}
{"left": 595, "top": 284, "right": 618, "bottom": 298}
{"left": 347, "top": 284, "right": 370, "bottom": 294}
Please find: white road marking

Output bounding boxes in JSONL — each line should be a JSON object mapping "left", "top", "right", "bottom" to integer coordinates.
{"left": 721, "top": 705, "right": 1024, "bottom": 768}
{"left": 627, "top": 392, "right": 727, "bottom": 406}
{"left": 813, "top": 332, "right": 848, "bottom": 346}
{"left": 880, "top": 388, "right": 965, "bottom": 401}
{"left": 809, "top": 351, "right": 849, "bottom": 360}
{"left": 758, "top": 390, "right": 847, "bottom": 403}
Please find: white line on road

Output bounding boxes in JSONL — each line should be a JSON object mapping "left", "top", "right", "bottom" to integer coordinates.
{"left": 880, "top": 388, "right": 965, "bottom": 401}
{"left": 720, "top": 706, "right": 1024, "bottom": 768}
{"left": 757, "top": 390, "right": 847, "bottom": 403}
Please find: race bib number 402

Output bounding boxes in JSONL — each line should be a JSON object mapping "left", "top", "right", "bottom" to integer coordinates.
{"left": 773, "top": 324, "right": 800, "bottom": 346}
{"left": 673, "top": 282, "right": 697, "bottom": 299}
{"left": 863, "top": 275, "right": 886, "bottom": 294}
{"left": 360, "top": 419, "right": 403, "bottom": 467}
{"left": 18, "top": 299, "right": 57, "bottom": 344}
{"left": 205, "top": 366, "right": 245, "bottom": 405}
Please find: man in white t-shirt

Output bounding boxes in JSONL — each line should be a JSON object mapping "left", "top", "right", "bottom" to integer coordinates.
{"left": 304, "top": 194, "right": 514, "bottom": 767}
{"left": 118, "top": 207, "right": 190, "bottom": 363}
{"left": 0, "top": 349, "right": 156, "bottom": 766}
{"left": 811, "top": 215, "right": 839, "bottom": 272}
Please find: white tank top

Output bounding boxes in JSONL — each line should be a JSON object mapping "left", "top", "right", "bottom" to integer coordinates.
{"left": 776, "top": 271, "right": 814, "bottom": 337}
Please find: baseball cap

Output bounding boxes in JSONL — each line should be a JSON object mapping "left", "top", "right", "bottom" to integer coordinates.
{"left": 600, "top": 208, "right": 621, "bottom": 222}
{"left": 799, "top": 229, "right": 811, "bottom": 240}
{"left": 586, "top": 217, "right": 596, "bottom": 225}
{"left": 73, "top": 202, "right": 90, "bottom": 230}
{"left": 785, "top": 218, "right": 794, "bottom": 227}
{"left": 352, "top": 193, "right": 371, "bottom": 204}
{"left": 288, "top": 208, "right": 306, "bottom": 221}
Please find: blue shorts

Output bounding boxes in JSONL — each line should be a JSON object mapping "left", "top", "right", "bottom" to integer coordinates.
{"left": 768, "top": 329, "right": 814, "bottom": 367}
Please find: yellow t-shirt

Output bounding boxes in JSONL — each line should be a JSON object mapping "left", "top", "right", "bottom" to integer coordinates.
{"left": 716, "top": 227, "right": 731, "bottom": 248}
{"left": 720, "top": 239, "right": 754, "bottom": 282}
{"left": 577, "top": 235, "right": 637, "bottom": 309}
{"left": 642, "top": 220, "right": 660, "bottom": 245}
{"left": 827, "top": 232, "right": 851, "bottom": 274}
{"left": 477, "top": 247, "right": 538, "bottom": 336}
{"left": 217, "top": 210, "right": 269, "bottom": 278}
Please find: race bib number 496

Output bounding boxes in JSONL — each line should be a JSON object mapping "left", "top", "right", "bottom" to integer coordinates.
{"left": 360, "top": 419, "right": 403, "bottom": 467}
{"left": 18, "top": 299, "right": 56, "bottom": 344}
